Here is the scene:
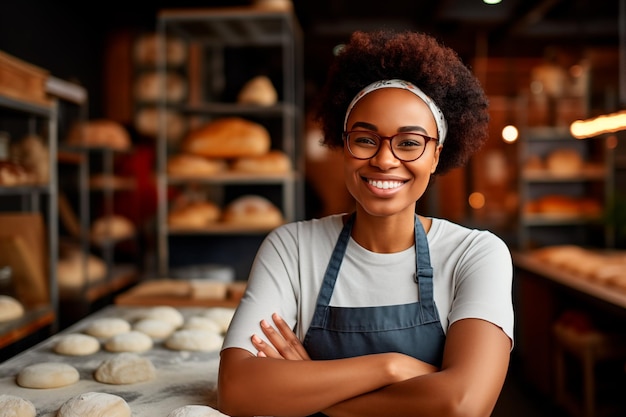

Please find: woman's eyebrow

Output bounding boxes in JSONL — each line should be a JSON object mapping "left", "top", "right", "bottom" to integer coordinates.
{"left": 350, "top": 121, "right": 429, "bottom": 135}
{"left": 350, "top": 121, "right": 377, "bottom": 131}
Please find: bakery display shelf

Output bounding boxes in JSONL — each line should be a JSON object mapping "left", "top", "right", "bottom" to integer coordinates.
{"left": 521, "top": 213, "right": 604, "bottom": 226}
{"left": 167, "top": 170, "right": 297, "bottom": 185}
{"left": 74, "top": 264, "right": 139, "bottom": 302}
{"left": 521, "top": 165, "right": 607, "bottom": 181}
{"left": 158, "top": 6, "right": 299, "bottom": 45}
{"left": 0, "top": 93, "right": 52, "bottom": 117}
{"left": 0, "top": 305, "right": 55, "bottom": 349}
{"left": 512, "top": 250, "right": 626, "bottom": 310}
{"left": 0, "top": 183, "right": 50, "bottom": 194}
{"left": 524, "top": 126, "right": 576, "bottom": 141}
{"left": 168, "top": 222, "right": 282, "bottom": 235}
{"left": 174, "top": 101, "right": 295, "bottom": 117}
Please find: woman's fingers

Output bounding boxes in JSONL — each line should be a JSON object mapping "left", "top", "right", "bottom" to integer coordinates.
{"left": 271, "top": 313, "right": 310, "bottom": 360}
{"left": 251, "top": 334, "right": 281, "bottom": 358}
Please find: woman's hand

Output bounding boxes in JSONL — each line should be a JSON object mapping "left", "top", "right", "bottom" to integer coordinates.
{"left": 251, "top": 312, "right": 311, "bottom": 360}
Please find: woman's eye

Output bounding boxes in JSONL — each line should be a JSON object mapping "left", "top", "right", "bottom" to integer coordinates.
{"left": 354, "top": 136, "right": 377, "bottom": 146}
{"left": 397, "top": 137, "right": 424, "bottom": 148}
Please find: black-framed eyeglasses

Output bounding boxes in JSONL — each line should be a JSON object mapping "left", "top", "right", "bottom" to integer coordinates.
{"left": 343, "top": 130, "right": 439, "bottom": 162}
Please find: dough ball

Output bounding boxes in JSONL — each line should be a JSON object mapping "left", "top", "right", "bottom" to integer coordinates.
{"left": 57, "top": 392, "right": 130, "bottom": 417}
{"left": 0, "top": 295, "right": 24, "bottom": 322}
{"left": 0, "top": 394, "right": 36, "bottom": 417}
{"left": 133, "top": 318, "right": 176, "bottom": 339}
{"left": 164, "top": 329, "right": 224, "bottom": 352}
{"left": 84, "top": 318, "right": 131, "bottom": 339}
{"left": 201, "top": 307, "right": 236, "bottom": 333}
{"left": 94, "top": 352, "right": 156, "bottom": 385}
{"left": 167, "top": 405, "right": 229, "bottom": 417}
{"left": 54, "top": 333, "right": 100, "bottom": 356}
{"left": 183, "top": 316, "right": 222, "bottom": 333}
{"left": 16, "top": 362, "right": 79, "bottom": 389}
{"left": 105, "top": 330, "right": 153, "bottom": 353}
{"left": 138, "top": 306, "right": 184, "bottom": 328}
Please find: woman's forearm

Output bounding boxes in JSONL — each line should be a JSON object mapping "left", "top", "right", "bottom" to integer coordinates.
{"left": 217, "top": 348, "right": 435, "bottom": 417}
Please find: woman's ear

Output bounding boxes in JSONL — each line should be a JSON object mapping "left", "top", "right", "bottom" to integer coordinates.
{"left": 430, "top": 145, "right": 443, "bottom": 174}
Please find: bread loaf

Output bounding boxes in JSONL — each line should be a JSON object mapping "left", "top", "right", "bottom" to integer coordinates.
{"left": 134, "top": 107, "right": 186, "bottom": 142}
{"left": 168, "top": 201, "right": 221, "bottom": 228}
{"left": 134, "top": 33, "right": 186, "bottom": 66}
{"left": 546, "top": 148, "right": 583, "bottom": 176}
{"left": 133, "top": 71, "right": 187, "bottom": 103}
{"left": 231, "top": 150, "right": 291, "bottom": 174}
{"left": 65, "top": 120, "right": 131, "bottom": 150}
{"left": 167, "top": 154, "right": 227, "bottom": 177}
{"left": 237, "top": 75, "right": 278, "bottom": 106}
{"left": 222, "top": 195, "right": 283, "bottom": 228}
{"left": 181, "top": 117, "right": 271, "bottom": 158}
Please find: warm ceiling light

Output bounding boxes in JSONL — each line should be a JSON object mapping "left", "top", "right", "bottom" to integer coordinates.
{"left": 570, "top": 110, "right": 626, "bottom": 139}
{"left": 501, "top": 125, "right": 518, "bottom": 143}
{"left": 483, "top": 0, "right": 502, "bottom": 4}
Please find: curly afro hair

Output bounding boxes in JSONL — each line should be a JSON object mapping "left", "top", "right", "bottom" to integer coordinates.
{"left": 312, "top": 29, "right": 490, "bottom": 175}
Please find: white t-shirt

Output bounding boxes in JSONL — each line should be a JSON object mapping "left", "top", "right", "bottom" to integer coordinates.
{"left": 222, "top": 214, "right": 514, "bottom": 354}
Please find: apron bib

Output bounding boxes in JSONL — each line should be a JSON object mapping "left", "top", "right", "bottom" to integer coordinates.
{"left": 302, "top": 213, "right": 445, "bottom": 416}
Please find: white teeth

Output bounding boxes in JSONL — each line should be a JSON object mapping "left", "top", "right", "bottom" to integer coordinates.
{"left": 367, "top": 179, "right": 403, "bottom": 189}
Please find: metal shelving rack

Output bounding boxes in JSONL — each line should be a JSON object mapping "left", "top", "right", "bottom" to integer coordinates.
{"left": 0, "top": 93, "right": 59, "bottom": 351}
{"left": 155, "top": 6, "right": 305, "bottom": 278}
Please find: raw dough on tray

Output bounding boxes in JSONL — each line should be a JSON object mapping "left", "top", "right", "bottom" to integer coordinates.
{"left": 133, "top": 318, "right": 176, "bottom": 339}
{"left": 94, "top": 352, "right": 156, "bottom": 385}
{"left": 104, "top": 330, "right": 153, "bottom": 353}
{"left": 57, "top": 392, "right": 130, "bottom": 417}
{"left": 0, "top": 394, "right": 36, "bottom": 417}
{"left": 84, "top": 317, "right": 131, "bottom": 339}
{"left": 165, "top": 329, "right": 224, "bottom": 352}
{"left": 167, "top": 404, "right": 229, "bottom": 417}
{"left": 54, "top": 333, "right": 100, "bottom": 356}
{"left": 16, "top": 362, "right": 79, "bottom": 389}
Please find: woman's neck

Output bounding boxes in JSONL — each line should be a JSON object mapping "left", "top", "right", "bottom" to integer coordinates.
{"left": 349, "top": 207, "right": 428, "bottom": 253}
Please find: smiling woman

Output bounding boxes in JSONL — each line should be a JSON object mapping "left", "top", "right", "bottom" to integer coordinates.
{"left": 217, "top": 29, "right": 513, "bottom": 417}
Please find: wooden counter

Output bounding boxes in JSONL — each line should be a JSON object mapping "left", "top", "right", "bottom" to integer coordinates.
{"left": 0, "top": 305, "right": 228, "bottom": 417}
{"left": 512, "top": 251, "right": 626, "bottom": 310}
{"left": 512, "top": 249, "right": 626, "bottom": 398}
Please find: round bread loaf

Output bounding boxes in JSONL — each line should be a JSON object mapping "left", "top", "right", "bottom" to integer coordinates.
{"left": 134, "top": 107, "right": 187, "bottom": 142}
{"left": 181, "top": 117, "right": 271, "bottom": 158}
{"left": 134, "top": 71, "right": 187, "bottom": 103}
{"left": 222, "top": 195, "right": 284, "bottom": 228}
{"left": 91, "top": 215, "right": 135, "bottom": 244}
{"left": 0, "top": 160, "right": 31, "bottom": 185}
{"left": 54, "top": 333, "right": 100, "bottom": 356}
{"left": 231, "top": 150, "right": 291, "bottom": 174}
{"left": 167, "top": 154, "right": 227, "bottom": 177}
{"left": 168, "top": 201, "right": 221, "bottom": 228}
{"left": 546, "top": 148, "right": 583, "bottom": 176}
{"left": 57, "top": 251, "right": 107, "bottom": 289}
{"left": 237, "top": 75, "right": 278, "bottom": 106}
{"left": 134, "top": 33, "right": 187, "bottom": 66}
{"left": 65, "top": 120, "right": 131, "bottom": 150}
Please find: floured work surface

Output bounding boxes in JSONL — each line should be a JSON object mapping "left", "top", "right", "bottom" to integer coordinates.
{"left": 0, "top": 305, "right": 228, "bottom": 417}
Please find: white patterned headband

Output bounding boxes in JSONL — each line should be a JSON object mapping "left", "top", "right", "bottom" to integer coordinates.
{"left": 343, "top": 79, "right": 448, "bottom": 145}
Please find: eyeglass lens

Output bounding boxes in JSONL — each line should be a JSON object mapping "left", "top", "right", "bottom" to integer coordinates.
{"left": 345, "top": 131, "right": 431, "bottom": 162}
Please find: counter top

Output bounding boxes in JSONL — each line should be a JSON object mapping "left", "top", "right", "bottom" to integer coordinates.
{"left": 512, "top": 250, "right": 626, "bottom": 310}
{"left": 0, "top": 305, "right": 227, "bottom": 417}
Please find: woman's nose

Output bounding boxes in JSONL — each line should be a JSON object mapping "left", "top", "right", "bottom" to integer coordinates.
{"left": 370, "top": 140, "right": 401, "bottom": 168}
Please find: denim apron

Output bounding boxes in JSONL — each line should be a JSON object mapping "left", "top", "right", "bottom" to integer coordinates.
{"left": 302, "top": 213, "right": 445, "bottom": 416}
